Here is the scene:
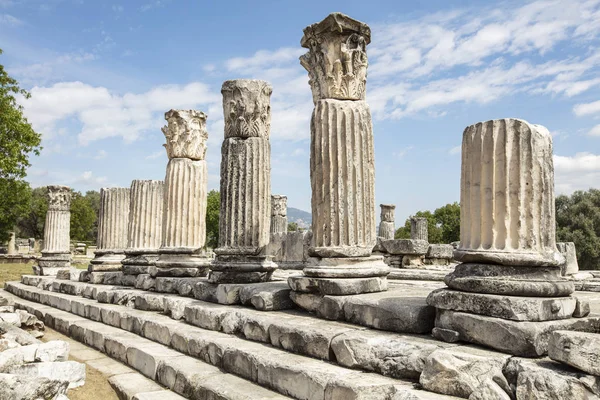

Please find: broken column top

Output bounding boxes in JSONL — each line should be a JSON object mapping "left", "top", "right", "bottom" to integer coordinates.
{"left": 161, "top": 109, "right": 208, "bottom": 160}
{"left": 271, "top": 195, "right": 287, "bottom": 217}
{"left": 222, "top": 79, "right": 272, "bottom": 139}
{"left": 47, "top": 185, "right": 71, "bottom": 211}
{"left": 300, "top": 12, "right": 370, "bottom": 103}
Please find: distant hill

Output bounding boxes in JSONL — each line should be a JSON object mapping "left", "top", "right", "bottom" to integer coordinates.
{"left": 287, "top": 207, "right": 312, "bottom": 229}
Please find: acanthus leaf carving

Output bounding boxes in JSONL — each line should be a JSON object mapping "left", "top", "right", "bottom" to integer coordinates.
{"left": 47, "top": 185, "right": 72, "bottom": 211}
{"left": 161, "top": 109, "right": 208, "bottom": 160}
{"left": 222, "top": 80, "right": 272, "bottom": 139}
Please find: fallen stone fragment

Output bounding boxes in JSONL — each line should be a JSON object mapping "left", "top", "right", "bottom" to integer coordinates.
{"left": 573, "top": 297, "right": 591, "bottom": 318}
{"left": 548, "top": 330, "right": 600, "bottom": 376}
{"left": 431, "top": 328, "right": 460, "bottom": 343}
{"left": 0, "top": 372, "right": 68, "bottom": 400}
{"left": 382, "top": 239, "right": 429, "bottom": 255}
{"left": 419, "top": 346, "right": 511, "bottom": 398}
{"left": 35, "top": 340, "right": 69, "bottom": 362}
{"left": 10, "top": 360, "right": 86, "bottom": 388}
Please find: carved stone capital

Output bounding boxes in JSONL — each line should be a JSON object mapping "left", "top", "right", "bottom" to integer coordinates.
{"left": 222, "top": 79, "right": 272, "bottom": 139}
{"left": 271, "top": 195, "right": 287, "bottom": 217}
{"left": 380, "top": 204, "right": 395, "bottom": 223}
{"left": 47, "top": 185, "right": 71, "bottom": 211}
{"left": 300, "top": 12, "right": 371, "bottom": 103}
{"left": 161, "top": 109, "right": 208, "bottom": 160}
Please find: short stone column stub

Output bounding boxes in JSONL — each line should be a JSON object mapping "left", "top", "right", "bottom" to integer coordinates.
{"left": 155, "top": 109, "right": 212, "bottom": 277}
{"left": 271, "top": 195, "right": 288, "bottom": 234}
{"left": 289, "top": 13, "right": 389, "bottom": 297}
{"left": 378, "top": 204, "right": 395, "bottom": 240}
{"left": 210, "top": 79, "right": 276, "bottom": 284}
{"left": 122, "top": 180, "right": 164, "bottom": 276}
{"left": 7, "top": 231, "right": 16, "bottom": 255}
{"left": 410, "top": 217, "right": 428, "bottom": 242}
{"left": 89, "top": 187, "right": 130, "bottom": 272}
{"left": 37, "top": 185, "right": 72, "bottom": 275}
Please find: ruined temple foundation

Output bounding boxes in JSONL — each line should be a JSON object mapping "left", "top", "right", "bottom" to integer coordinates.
{"left": 288, "top": 13, "right": 389, "bottom": 299}
{"left": 89, "top": 187, "right": 130, "bottom": 273}
{"left": 155, "top": 110, "right": 212, "bottom": 278}
{"left": 427, "top": 118, "right": 596, "bottom": 356}
{"left": 122, "top": 180, "right": 164, "bottom": 281}
{"left": 210, "top": 80, "right": 276, "bottom": 284}
{"left": 35, "top": 185, "right": 72, "bottom": 276}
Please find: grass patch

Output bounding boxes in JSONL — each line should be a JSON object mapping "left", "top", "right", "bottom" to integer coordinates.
{"left": 0, "top": 262, "right": 34, "bottom": 287}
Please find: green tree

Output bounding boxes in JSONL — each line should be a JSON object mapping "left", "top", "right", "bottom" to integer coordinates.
{"left": 287, "top": 222, "right": 299, "bottom": 232}
{"left": 84, "top": 190, "right": 100, "bottom": 242}
{"left": 556, "top": 189, "right": 600, "bottom": 270}
{"left": 16, "top": 187, "right": 47, "bottom": 239}
{"left": 0, "top": 48, "right": 42, "bottom": 241}
{"left": 0, "top": 180, "right": 31, "bottom": 242}
{"left": 70, "top": 191, "right": 97, "bottom": 241}
{"left": 205, "top": 190, "right": 220, "bottom": 249}
{"left": 394, "top": 203, "right": 460, "bottom": 244}
{"left": 434, "top": 202, "right": 460, "bottom": 243}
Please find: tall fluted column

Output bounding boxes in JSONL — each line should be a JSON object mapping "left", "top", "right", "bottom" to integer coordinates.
{"left": 122, "top": 180, "right": 164, "bottom": 276}
{"left": 210, "top": 79, "right": 275, "bottom": 284}
{"left": 411, "top": 217, "right": 428, "bottom": 241}
{"left": 379, "top": 204, "right": 395, "bottom": 240}
{"left": 454, "top": 118, "right": 563, "bottom": 267}
{"left": 37, "top": 185, "right": 72, "bottom": 275}
{"left": 89, "top": 187, "right": 130, "bottom": 271}
{"left": 428, "top": 119, "right": 579, "bottom": 354}
{"left": 271, "top": 195, "right": 288, "bottom": 234}
{"left": 289, "top": 13, "right": 388, "bottom": 297}
{"left": 155, "top": 109, "right": 211, "bottom": 277}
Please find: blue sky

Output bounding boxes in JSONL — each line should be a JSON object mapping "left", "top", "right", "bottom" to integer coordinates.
{"left": 1, "top": 0, "right": 599, "bottom": 223}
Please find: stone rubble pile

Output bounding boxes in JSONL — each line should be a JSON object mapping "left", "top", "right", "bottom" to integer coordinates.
{"left": 0, "top": 296, "right": 85, "bottom": 400}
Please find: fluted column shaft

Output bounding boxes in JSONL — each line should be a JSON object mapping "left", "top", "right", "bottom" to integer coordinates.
{"left": 161, "top": 158, "right": 207, "bottom": 249}
{"left": 97, "top": 188, "right": 130, "bottom": 251}
{"left": 271, "top": 195, "right": 288, "bottom": 234}
{"left": 127, "top": 180, "right": 164, "bottom": 251}
{"left": 42, "top": 210, "right": 71, "bottom": 252}
{"left": 379, "top": 204, "right": 395, "bottom": 240}
{"left": 310, "top": 99, "right": 376, "bottom": 257}
{"left": 411, "top": 217, "right": 428, "bottom": 242}
{"left": 455, "top": 118, "right": 563, "bottom": 267}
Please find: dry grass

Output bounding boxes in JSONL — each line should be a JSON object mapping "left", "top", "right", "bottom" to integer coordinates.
{"left": 0, "top": 262, "right": 34, "bottom": 287}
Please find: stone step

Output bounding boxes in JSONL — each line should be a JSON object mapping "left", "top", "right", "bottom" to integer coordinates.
{"left": 18, "top": 276, "right": 450, "bottom": 376}
{"left": 3, "top": 283, "right": 461, "bottom": 400}
{"left": 0, "top": 288, "right": 291, "bottom": 400}
{"left": 20, "top": 275, "right": 439, "bottom": 335}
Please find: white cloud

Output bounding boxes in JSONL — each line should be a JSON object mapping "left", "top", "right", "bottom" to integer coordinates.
{"left": 573, "top": 100, "right": 600, "bottom": 117}
{"left": 589, "top": 124, "right": 600, "bottom": 137}
{"left": 21, "top": 81, "right": 220, "bottom": 145}
{"left": 449, "top": 145, "right": 461, "bottom": 155}
{"left": 94, "top": 150, "right": 107, "bottom": 160}
{"left": 393, "top": 146, "right": 415, "bottom": 159}
{"left": 0, "top": 13, "right": 22, "bottom": 26}
{"left": 75, "top": 171, "right": 108, "bottom": 186}
{"left": 554, "top": 152, "right": 600, "bottom": 193}
{"left": 225, "top": 48, "right": 304, "bottom": 71}
{"left": 145, "top": 150, "right": 164, "bottom": 160}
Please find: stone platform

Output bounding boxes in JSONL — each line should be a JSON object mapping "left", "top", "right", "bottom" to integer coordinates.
{"left": 5, "top": 275, "right": 600, "bottom": 399}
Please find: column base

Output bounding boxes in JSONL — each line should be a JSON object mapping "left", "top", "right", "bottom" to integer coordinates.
{"left": 454, "top": 248, "right": 564, "bottom": 267}
{"left": 209, "top": 254, "right": 277, "bottom": 283}
{"left": 445, "top": 263, "right": 574, "bottom": 297}
{"left": 38, "top": 252, "right": 71, "bottom": 269}
{"left": 154, "top": 253, "right": 212, "bottom": 277}
{"left": 89, "top": 250, "right": 125, "bottom": 272}
{"left": 303, "top": 255, "right": 390, "bottom": 278}
{"left": 122, "top": 251, "right": 159, "bottom": 276}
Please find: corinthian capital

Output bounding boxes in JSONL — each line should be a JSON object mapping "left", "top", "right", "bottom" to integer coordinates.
{"left": 300, "top": 12, "right": 371, "bottom": 103}
{"left": 221, "top": 79, "right": 272, "bottom": 139}
{"left": 47, "top": 185, "right": 72, "bottom": 211}
{"left": 161, "top": 109, "right": 208, "bottom": 160}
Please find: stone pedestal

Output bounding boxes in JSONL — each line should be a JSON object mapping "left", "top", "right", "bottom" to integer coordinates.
{"left": 410, "top": 217, "right": 428, "bottom": 241}
{"left": 557, "top": 242, "right": 579, "bottom": 276}
{"left": 122, "top": 180, "right": 164, "bottom": 278}
{"left": 210, "top": 79, "right": 276, "bottom": 284}
{"left": 89, "top": 187, "right": 130, "bottom": 272}
{"left": 270, "top": 195, "right": 288, "bottom": 234}
{"left": 428, "top": 118, "right": 586, "bottom": 356}
{"left": 290, "top": 13, "right": 389, "bottom": 298}
{"left": 155, "top": 110, "right": 212, "bottom": 277}
{"left": 37, "top": 186, "right": 72, "bottom": 275}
